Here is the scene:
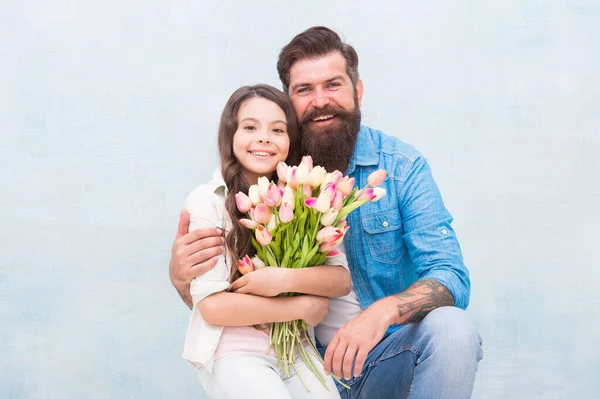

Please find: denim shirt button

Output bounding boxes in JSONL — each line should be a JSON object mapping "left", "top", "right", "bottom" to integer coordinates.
{"left": 441, "top": 228, "right": 448, "bottom": 235}
{"left": 382, "top": 221, "right": 389, "bottom": 228}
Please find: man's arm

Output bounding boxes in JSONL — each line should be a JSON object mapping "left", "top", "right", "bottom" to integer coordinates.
{"left": 324, "top": 155, "right": 468, "bottom": 380}
{"left": 169, "top": 209, "right": 224, "bottom": 309}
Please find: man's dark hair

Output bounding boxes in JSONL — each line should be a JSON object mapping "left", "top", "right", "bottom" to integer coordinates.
{"left": 277, "top": 26, "right": 360, "bottom": 93}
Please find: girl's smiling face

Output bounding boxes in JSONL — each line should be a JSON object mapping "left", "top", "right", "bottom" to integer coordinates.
{"left": 233, "top": 97, "right": 290, "bottom": 185}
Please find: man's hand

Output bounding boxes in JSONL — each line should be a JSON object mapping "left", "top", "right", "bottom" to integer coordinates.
{"left": 169, "top": 209, "right": 224, "bottom": 308}
{"left": 323, "top": 301, "right": 391, "bottom": 380}
{"left": 230, "top": 267, "right": 290, "bottom": 297}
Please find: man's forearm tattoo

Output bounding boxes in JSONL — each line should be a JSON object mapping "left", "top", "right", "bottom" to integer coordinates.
{"left": 393, "top": 279, "right": 455, "bottom": 324}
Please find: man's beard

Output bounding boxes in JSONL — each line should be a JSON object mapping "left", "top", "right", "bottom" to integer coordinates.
{"left": 299, "top": 104, "right": 361, "bottom": 173}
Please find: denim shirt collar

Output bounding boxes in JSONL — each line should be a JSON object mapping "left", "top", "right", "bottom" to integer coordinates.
{"left": 345, "top": 125, "right": 379, "bottom": 175}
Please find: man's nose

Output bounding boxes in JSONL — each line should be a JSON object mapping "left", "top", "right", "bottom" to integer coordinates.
{"left": 312, "top": 88, "right": 330, "bottom": 108}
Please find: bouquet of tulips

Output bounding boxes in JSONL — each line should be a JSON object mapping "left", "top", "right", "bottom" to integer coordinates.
{"left": 234, "top": 155, "right": 387, "bottom": 391}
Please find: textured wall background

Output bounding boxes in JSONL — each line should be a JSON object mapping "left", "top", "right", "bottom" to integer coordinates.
{"left": 1, "top": 1, "right": 599, "bottom": 398}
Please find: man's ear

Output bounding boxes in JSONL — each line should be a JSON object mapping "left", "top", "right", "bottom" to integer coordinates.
{"left": 355, "top": 80, "right": 364, "bottom": 107}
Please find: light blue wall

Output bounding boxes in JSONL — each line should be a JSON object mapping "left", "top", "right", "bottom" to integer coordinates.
{"left": 1, "top": 1, "right": 599, "bottom": 398}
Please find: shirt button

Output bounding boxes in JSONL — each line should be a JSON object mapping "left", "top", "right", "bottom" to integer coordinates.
{"left": 441, "top": 228, "right": 448, "bottom": 235}
{"left": 382, "top": 221, "right": 389, "bottom": 228}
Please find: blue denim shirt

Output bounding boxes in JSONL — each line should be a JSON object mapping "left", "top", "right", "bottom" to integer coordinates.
{"left": 344, "top": 125, "right": 471, "bottom": 337}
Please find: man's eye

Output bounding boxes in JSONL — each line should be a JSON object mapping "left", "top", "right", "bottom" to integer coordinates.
{"left": 297, "top": 87, "right": 310, "bottom": 94}
{"left": 327, "top": 82, "right": 341, "bottom": 88}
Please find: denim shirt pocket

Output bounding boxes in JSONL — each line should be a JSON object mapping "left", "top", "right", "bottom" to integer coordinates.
{"left": 361, "top": 208, "right": 406, "bottom": 264}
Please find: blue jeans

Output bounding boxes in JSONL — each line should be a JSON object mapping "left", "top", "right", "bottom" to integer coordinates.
{"left": 321, "top": 307, "right": 483, "bottom": 399}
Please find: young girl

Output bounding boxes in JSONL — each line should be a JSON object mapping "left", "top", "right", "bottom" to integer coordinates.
{"left": 182, "top": 84, "right": 351, "bottom": 398}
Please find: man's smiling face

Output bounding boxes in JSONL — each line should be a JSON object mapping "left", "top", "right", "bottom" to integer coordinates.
{"left": 287, "top": 51, "right": 364, "bottom": 172}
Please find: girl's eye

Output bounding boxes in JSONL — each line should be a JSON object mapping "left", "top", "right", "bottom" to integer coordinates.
{"left": 273, "top": 128, "right": 285, "bottom": 134}
{"left": 244, "top": 125, "right": 256, "bottom": 131}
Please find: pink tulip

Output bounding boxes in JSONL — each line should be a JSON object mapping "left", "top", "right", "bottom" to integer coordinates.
{"left": 325, "top": 250, "right": 341, "bottom": 258}
{"left": 317, "top": 226, "right": 344, "bottom": 244}
{"left": 287, "top": 167, "right": 299, "bottom": 189}
{"left": 303, "top": 182, "right": 313, "bottom": 199}
{"left": 337, "top": 176, "right": 355, "bottom": 197}
{"left": 235, "top": 192, "right": 252, "bottom": 213}
{"left": 331, "top": 191, "right": 344, "bottom": 211}
{"left": 279, "top": 202, "right": 294, "bottom": 223}
{"left": 238, "top": 255, "right": 255, "bottom": 275}
{"left": 263, "top": 183, "right": 282, "bottom": 207}
{"left": 321, "top": 182, "right": 337, "bottom": 199}
{"left": 337, "top": 220, "right": 350, "bottom": 234}
{"left": 255, "top": 225, "right": 272, "bottom": 246}
{"left": 257, "top": 176, "right": 270, "bottom": 197}
{"left": 239, "top": 218, "right": 258, "bottom": 229}
{"left": 301, "top": 155, "right": 313, "bottom": 171}
{"left": 267, "top": 214, "right": 278, "bottom": 232}
{"left": 357, "top": 188, "right": 375, "bottom": 202}
{"left": 252, "top": 203, "right": 271, "bottom": 224}
{"left": 319, "top": 242, "right": 338, "bottom": 252}
{"left": 367, "top": 169, "right": 387, "bottom": 187}
{"left": 277, "top": 162, "right": 288, "bottom": 183}
{"left": 304, "top": 197, "right": 317, "bottom": 208}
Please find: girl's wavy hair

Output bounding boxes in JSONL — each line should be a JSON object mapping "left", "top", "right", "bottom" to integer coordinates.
{"left": 218, "top": 84, "right": 300, "bottom": 282}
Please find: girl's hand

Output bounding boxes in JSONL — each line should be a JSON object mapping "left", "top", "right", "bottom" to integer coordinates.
{"left": 230, "top": 267, "right": 291, "bottom": 297}
{"left": 298, "top": 295, "right": 330, "bottom": 327}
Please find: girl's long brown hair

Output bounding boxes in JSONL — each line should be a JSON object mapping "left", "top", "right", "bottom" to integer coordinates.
{"left": 218, "top": 84, "right": 299, "bottom": 282}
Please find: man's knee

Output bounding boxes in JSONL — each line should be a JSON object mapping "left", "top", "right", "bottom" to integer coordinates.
{"left": 420, "top": 307, "right": 482, "bottom": 356}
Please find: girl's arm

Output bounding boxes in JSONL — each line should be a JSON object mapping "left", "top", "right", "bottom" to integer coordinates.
{"left": 199, "top": 292, "right": 329, "bottom": 327}
{"left": 230, "top": 264, "right": 351, "bottom": 298}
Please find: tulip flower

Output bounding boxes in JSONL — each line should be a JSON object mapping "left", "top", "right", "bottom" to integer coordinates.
{"left": 357, "top": 188, "right": 375, "bottom": 202}
{"left": 372, "top": 187, "right": 386, "bottom": 202}
{"left": 263, "top": 183, "right": 282, "bottom": 207}
{"left": 267, "top": 214, "right": 278, "bottom": 232}
{"left": 235, "top": 192, "right": 253, "bottom": 213}
{"left": 257, "top": 176, "right": 270, "bottom": 197}
{"left": 303, "top": 183, "right": 313, "bottom": 199}
{"left": 322, "top": 171, "right": 342, "bottom": 187}
{"left": 248, "top": 185, "right": 261, "bottom": 205}
{"left": 331, "top": 190, "right": 344, "bottom": 211}
{"left": 322, "top": 182, "right": 337, "bottom": 199}
{"left": 287, "top": 166, "right": 299, "bottom": 189}
{"left": 282, "top": 186, "right": 295, "bottom": 210}
{"left": 316, "top": 226, "right": 344, "bottom": 244}
{"left": 321, "top": 208, "right": 338, "bottom": 226}
{"left": 277, "top": 162, "right": 288, "bottom": 183}
{"left": 238, "top": 255, "right": 255, "bottom": 275}
{"left": 255, "top": 225, "right": 272, "bottom": 246}
{"left": 337, "top": 176, "right": 355, "bottom": 197}
{"left": 315, "top": 191, "right": 331, "bottom": 213}
{"left": 239, "top": 218, "right": 258, "bottom": 229}
{"left": 308, "top": 166, "right": 326, "bottom": 188}
{"left": 252, "top": 203, "right": 272, "bottom": 224}
{"left": 296, "top": 162, "right": 310, "bottom": 185}
{"left": 319, "top": 242, "right": 338, "bottom": 252}
{"left": 251, "top": 255, "right": 265, "bottom": 270}
{"left": 325, "top": 250, "right": 341, "bottom": 258}
{"left": 301, "top": 155, "right": 313, "bottom": 171}
{"left": 279, "top": 202, "right": 294, "bottom": 223}
{"left": 367, "top": 169, "right": 387, "bottom": 187}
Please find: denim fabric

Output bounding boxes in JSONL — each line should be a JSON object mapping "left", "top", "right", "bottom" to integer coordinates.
{"left": 344, "top": 125, "right": 471, "bottom": 337}
{"left": 333, "top": 307, "right": 483, "bottom": 399}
